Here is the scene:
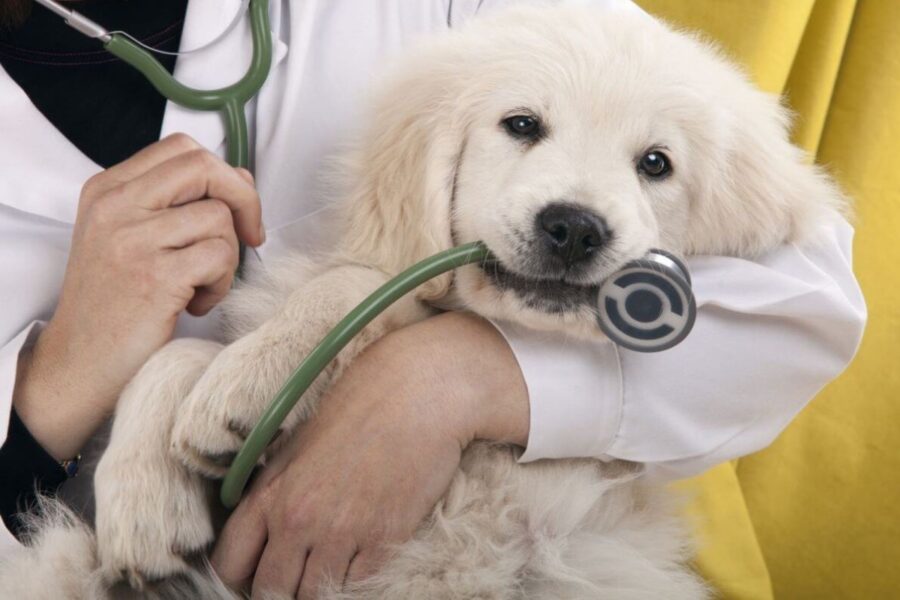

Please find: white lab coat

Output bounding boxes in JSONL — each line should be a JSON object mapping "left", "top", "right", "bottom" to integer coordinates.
{"left": 0, "top": 0, "right": 867, "bottom": 551}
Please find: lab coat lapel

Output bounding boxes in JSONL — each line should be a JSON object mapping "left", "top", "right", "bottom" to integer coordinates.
{"left": 159, "top": 0, "right": 289, "bottom": 159}
{"left": 0, "top": 65, "right": 97, "bottom": 225}
{"left": 252, "top": 0, "right": 333, "bottom": 252}
{"left": 0, "top": 0, "right": 288, "bottom": 226}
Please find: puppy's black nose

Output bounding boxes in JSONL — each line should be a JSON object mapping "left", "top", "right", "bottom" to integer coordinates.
{"left": 537, "top": 203, "right": 610, "bottom": 265}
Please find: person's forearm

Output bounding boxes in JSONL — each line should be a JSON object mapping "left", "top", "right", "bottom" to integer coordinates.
{"left": 213, "top": 310, "right": 532, "bottom": 594}
{"left": 12, "top": 321, "right": 117, "bottom": 461}
{"left": 10, "top": 134, "right": 264, "bottom": 462}
{"left": 380, "top": 311, "right": 530, "bottom": 449}
{"left": 14, "top": 309, "right": 528, "bottom": 463}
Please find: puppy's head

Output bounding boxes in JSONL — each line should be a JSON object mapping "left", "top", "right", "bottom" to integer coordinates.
{"left": 340, "top": 5, "right": 845, "bottom": 337}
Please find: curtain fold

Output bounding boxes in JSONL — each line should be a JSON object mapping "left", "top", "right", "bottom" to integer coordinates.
{"left": 635, "top": 1, "right": 899, "bottom": 598}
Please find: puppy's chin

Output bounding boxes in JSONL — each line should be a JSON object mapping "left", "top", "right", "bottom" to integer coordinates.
{"left": 479, "top": 260, "right": 598, "bottom": 314}
{"left": 451, "top": 265, "right": 610, "bottom": 341}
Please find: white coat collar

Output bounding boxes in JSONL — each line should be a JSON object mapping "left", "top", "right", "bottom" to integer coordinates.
{"left": 0, "top": 0, "right": 288, "bottom": 225}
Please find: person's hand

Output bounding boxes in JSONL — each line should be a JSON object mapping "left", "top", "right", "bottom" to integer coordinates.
{"left": 211, "top": 312, "right": 529, "bottom": 599}
{"left": 13, "top": 134, "right": 265, "bottom": 461}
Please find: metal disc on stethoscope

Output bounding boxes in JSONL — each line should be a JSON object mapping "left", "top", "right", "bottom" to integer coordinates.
{"left": 596, "top": 249, "right": 696, "bottom": 352}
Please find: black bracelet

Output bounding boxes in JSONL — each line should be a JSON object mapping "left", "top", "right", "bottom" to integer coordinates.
{"left": 60, "top": 454, "right": 81, "bottom": 478}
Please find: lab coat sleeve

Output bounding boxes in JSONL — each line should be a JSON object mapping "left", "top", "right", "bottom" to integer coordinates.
{"left": 452, "top": 0, "right": 866, "bottom": 477}
{"left": 0, "top": 320, "right": 46, "bottom": 550}
{"left": 492, "top": 218, "right": 866, "bottom": 478}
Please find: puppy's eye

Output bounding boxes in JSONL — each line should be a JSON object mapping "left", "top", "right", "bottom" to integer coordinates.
{"left": 502, "top": 115, "right": 542, "bottom": 141}
{"left": 637, "top": 150, "right": 672, "bottom": 179}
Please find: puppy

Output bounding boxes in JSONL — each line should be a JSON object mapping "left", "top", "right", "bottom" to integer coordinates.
{"left": 0, "top": 4, "right": 844, "bottom": 599}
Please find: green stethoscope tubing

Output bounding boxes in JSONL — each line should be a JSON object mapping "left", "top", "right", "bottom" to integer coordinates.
{"left": 103, "top": 0, "right": 271, "bottom": 273}
{"left": 104, "top": 0, "right": 273, "bottom": 170}
{"left": 102, "top": 0, "right": 492, "bottom": 509}
{"left": 219, "top": 242, "right": 494, "bottom": 508}
{"left": 99, "top": 0, "right": 491, "bottom": 510}
{"left": 98, "top": 0, "right": 490, "bottom": 510}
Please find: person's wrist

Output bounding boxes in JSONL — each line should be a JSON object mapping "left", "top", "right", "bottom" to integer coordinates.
{"left": 41, "top": 312, "right": 129, "bottom": 408}
{"left": 350, "top": 327, "right": 471, "bottom": 453}
{"left": 13, "top": 336, "right": 70, "bottom": 461}
{"left": 458, "top": 316, "right": 529, "bottom": 448}
{"left": 13, "top": 318, "right": 115, "bottom": 460}
{"left": 381, "top": 312, "right": 530, "bottom": 450}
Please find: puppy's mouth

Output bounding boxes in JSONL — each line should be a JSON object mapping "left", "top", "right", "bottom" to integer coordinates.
{"left": 480, "top": 260, "right": 598, "bottom": 313}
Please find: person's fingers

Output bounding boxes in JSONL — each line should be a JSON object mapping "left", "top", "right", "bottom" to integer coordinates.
{"left": 83, "top": 133, "right": 203, "bottom": 198}
{"left": 344, "top": 549, "right": 384, "bottom": 586}
{"left": 186, "top": 270, "right": 233, "bottom": 316}
{"left": 235, "top": 167, "right": 255, "bottom": 185}
{"left": 210, "top": 498, "right": 269, "bottom": 591}
{"left": 165, "top": 237, "right": 238, "bottom": 315}
{"left": 297, "top": 545, "right": 354, "bottom": 600}
{"left": 251, "top": 537, "right": 310, "bottom": 600}
{"left": 235, "top": 167, "right": 266, "bottom": 243}
{"left": 150, "top": 199, "right": 240, "bottom": 250}
{"left": 120, "top": 149, "right": 263, "bottom": 246}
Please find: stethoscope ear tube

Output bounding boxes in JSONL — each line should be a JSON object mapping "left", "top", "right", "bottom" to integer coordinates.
{"left": 596, "top": 249, "right": 696, "bottom": 352}
{"left": 33, "top": 0, "right": 111, "bottom": 40}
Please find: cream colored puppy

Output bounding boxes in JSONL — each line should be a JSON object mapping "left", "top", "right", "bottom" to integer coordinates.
{"left": 1, "top": 5, "right": 844, "bottom": 599}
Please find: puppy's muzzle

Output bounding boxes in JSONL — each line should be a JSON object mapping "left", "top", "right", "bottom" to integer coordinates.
{"left": 537, "top": 203, "right": 611, "bottom": 266}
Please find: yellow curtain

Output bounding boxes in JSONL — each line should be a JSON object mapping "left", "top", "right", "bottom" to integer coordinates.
{"left": 632, "top": 1, "right": 900, "bottom": 598}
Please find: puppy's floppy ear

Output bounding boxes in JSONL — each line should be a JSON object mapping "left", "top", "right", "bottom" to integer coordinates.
{"left": 338, "top": 56, "right": 467, "bottom": 302}
{"left": 685, "top": 82, "right": 848, "bottom": 257}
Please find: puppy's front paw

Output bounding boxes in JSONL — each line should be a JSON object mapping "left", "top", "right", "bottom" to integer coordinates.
{"left": 95, "top": 442, "right": 213, "bottom": 590}
{"left": 171, "top": 332, "right": 306, "bottom": 478}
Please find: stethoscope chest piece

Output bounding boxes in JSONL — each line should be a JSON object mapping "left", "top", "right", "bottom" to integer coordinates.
{"left": 596, "top": 250, "right": 696, "bottom": 352}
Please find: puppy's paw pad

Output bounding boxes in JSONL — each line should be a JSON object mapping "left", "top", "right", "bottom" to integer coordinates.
{"left": 171, "top": 368, "right": 286, "bottom": 476}
{"left": 171, "top": 421, "right": 246, "bottom": 478}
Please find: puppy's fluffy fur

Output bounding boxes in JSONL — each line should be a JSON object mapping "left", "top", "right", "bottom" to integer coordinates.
{"left": 0, "top": 5, "right": 845, "bottom": 599}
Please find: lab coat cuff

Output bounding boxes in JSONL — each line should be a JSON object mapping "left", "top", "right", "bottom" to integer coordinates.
{"left": 488, "top": 319, "right": 623, "bottom": 462}
{"left": 0, "top": 320, "right": 45, "bottom": 552}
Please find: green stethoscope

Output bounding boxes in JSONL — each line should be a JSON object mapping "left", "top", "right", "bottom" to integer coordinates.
{"left": 37, "top": 0, "right": 697, "bottom": 510}
{"left": 35, "top": 0, "right": 272, "bottom": 169}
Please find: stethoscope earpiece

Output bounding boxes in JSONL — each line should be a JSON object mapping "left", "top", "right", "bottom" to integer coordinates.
{"left": 596, "top": 249, "right": 696, "bottom": 352}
